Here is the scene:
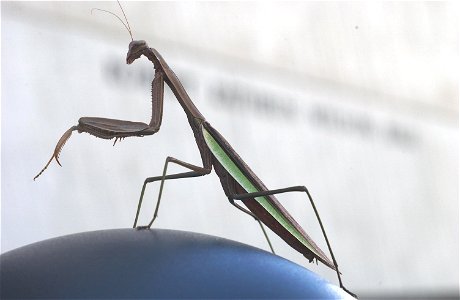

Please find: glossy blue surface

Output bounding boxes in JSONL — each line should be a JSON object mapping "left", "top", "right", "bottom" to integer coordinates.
{"left": 1, "top": 228, "right": 348, "bottom": 299}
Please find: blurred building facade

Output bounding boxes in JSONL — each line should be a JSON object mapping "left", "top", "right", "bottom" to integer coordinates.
{"left": 2, "top": 2, "right": 458, "bottom": 298}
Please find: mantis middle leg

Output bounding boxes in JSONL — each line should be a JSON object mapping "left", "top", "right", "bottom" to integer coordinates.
{"left": 226, "top": 196, "right": 276, "bottom": 255}
{"left": 134, "top": 156, "right": 211, "bottom": 228}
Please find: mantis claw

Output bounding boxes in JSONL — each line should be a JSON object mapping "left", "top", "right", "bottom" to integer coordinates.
{"left": 34, "top": 126, "right": 78, "bottom": 180}
{"left": 55, "top": 157, "right": 62, "bottom": 167}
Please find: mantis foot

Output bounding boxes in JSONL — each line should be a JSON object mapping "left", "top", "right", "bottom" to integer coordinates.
{"left": 135, "top": 225, "right": 151, "bottom": 230}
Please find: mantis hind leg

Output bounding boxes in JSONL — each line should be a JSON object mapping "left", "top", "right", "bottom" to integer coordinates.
{"left": 229, "top": 186, "right": 357, "bottom": 299}
{"left": 133, "top": 156, "right": 211, "bottom": 229}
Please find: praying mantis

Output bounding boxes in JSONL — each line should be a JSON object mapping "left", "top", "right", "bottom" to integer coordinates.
{"left": 34, "top": 2, "right": 356, "bottom": 298}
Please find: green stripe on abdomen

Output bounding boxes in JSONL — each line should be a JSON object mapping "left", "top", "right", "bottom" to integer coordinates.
{"left": 202, "top": 126, "right": 321, "bottom": 258}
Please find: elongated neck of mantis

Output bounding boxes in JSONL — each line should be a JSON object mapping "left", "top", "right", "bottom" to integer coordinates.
{"left": 144, "top": 47, "right": 206, "bottom": 123}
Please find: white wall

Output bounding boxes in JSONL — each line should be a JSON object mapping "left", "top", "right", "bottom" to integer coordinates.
{"left": 2, "top": 2, "right": 458, "bottom": 297}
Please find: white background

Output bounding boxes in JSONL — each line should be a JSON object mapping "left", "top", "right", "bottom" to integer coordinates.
{"left": 2, "top": 2, "right": 458, "bottom": 297}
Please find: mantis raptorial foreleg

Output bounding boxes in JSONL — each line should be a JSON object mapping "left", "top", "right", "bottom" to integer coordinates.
{"left": 33, "top": 126, "right": 78, "bottom": 180}
{"left": 134, "top": 156, "right": 211, "bottom": 229}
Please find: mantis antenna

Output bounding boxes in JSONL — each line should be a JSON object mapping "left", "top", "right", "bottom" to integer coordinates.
{"left": 91, "top": 0, "right": 133, "bottom": 41}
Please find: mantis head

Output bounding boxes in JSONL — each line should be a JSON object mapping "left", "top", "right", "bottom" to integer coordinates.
{"left": 91, "top": 2, "right": 145, "bottom": 65}
{"left": 127, "top": 40, "right": 148, "bottom": 64}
